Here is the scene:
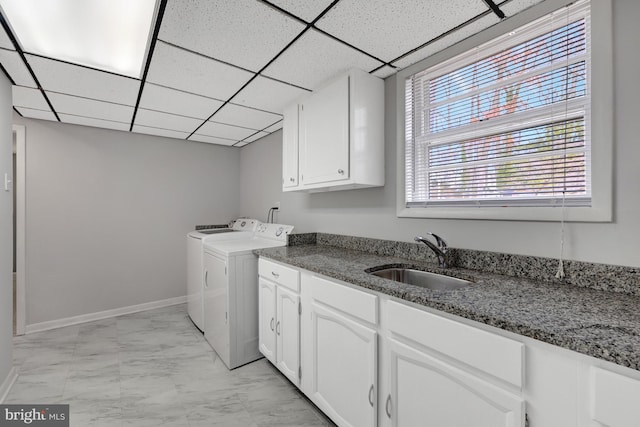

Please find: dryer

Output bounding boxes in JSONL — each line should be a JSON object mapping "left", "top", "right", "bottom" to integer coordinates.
{"left": 203, "top": 222, "right": 293, "bottom": 369}
{"left": 186, "top": 219, "right": 258, "bottom": 331}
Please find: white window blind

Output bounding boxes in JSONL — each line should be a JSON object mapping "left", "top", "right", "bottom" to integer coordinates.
{"left": 405, "top": 1, "right": 591, "bottom": 209}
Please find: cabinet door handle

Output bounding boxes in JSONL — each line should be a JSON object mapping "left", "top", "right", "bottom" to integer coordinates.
{"left": 289, "top": 177, "right": 295, "bottom": 182}
{"left": 385, "top": 395, "right": 392, "bottom": 418}
{"left": 368, "top": 384, "right": 374, "bottom": 407}
{"left": 337, "top": 168, "right": 344, "bottom": 175}
{"left": 204, "top": 271, "right": 208, "bottom": 288}
{"left": 271, "top": 271, "right": 280, "bottom": 279}
{"left": 270, "top": 317, "right": 275, "bottom": 331}
{"left": 276, "top": 321, "right": 281, "bottom": 336}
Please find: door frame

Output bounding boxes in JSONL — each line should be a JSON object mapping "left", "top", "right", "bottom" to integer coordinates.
{"left": 13, "top": 124, "right": 25, "bottom": 336}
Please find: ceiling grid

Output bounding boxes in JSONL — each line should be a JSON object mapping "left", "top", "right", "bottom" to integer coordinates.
{"left": 0, "top": 0, "right": 544, "bottom": 147}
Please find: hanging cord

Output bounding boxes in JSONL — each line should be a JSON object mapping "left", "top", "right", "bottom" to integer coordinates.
{"left": 266, "top": 207, "right": 279, "bottom": 224}
{"left": 555, "top": 7, "right": 571, "bottom": 280}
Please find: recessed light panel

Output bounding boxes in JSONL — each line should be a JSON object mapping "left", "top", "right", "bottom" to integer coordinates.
{"left": 0, "top": 0, "right": 157, "bottom": 78}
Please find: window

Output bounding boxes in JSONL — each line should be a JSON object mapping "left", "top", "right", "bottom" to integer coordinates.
{"left": 399, "top": 0, "right": 612, "bottom": 221}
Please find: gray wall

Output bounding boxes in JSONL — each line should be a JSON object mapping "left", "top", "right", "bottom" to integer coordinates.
{"left": 12, "top": 117, "right": 241, "bottom": 325}
{"left": 0, "top": 74, "right": 13, "bottom": 390}
{"left": 240, "top": 0, "right": 640, "bottom": 268}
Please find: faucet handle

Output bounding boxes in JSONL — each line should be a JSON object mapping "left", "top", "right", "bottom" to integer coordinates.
{"left": 426, "top": 232, "right": 447, "bottom": 251}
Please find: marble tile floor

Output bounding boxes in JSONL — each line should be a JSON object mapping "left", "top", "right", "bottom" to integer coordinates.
{"left": 6, "top": 304, "right": 336, "bottom": 427}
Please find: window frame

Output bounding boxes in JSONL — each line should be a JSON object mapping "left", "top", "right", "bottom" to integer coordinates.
{"left": 396, "top": 0, "right": 612, "bottom": 222}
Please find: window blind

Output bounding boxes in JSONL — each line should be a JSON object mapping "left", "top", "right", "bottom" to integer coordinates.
{"left": 405, "top": 1, "right": 591, "bottom": 209}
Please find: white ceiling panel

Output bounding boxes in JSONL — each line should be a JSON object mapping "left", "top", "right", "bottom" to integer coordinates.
{"left": 139, "top": 83, "right": 223, "bottom": 120}
{"left": 267, "top": 0, "right": 335, "bottom": 22}
{"left": 47, "top": 92, "right": 134, "bottom": 123}
{"left": 26, "top": 54, "right": 140, "bottom": 105}
{"left": 132, "top": 125, "right": 189, "bottom": 140}
{"left": 159, "top": 0, "right": 304, "bottom": 72}
{"left": 198, "top": 120, "right": 256, "bottom": 141}
{"left": 188, "top": 134, "right": 236, "bottom": 146}
{"left": 15, "top": 107, "right": 56, "bottom": 121}
{"left": 12, "top": 86, "right": 48, "bottom": 110}
{"left": 0, "top": 29, "right": 14, "bottom": 50}
{"left": 393, "top": 13, "right": 500, "bottom": 69}
{"left": 233, "top": 76, "right": 310, "bottom": 114}
{"left": 0, "top": 49, "right": 36, "bottom": 87}
{"left": 263, "top": 120, "right": 283, "bottom": 133}
{"left": 263, "top": 29, "right": 383, "bottom": 90}
{"left": 372, "top": 65, "right": 398, "bottom": 79}
{"left": 212, "top": 103, "right": 282, "bottom": 131}
{"left": 59, "top": 114, "right": 129, "bottom": 132}
{"left": 134, "top": 108, "right": 203, "bottom": 133}
{"left": 242, "top": 131, "right": 269, "bottom": 143}
{"left": 317, "top": 0, "right": 490, "bottom": 62}
{"left": 500, "top": 0, "right": 545, "bottom": 17}
{"left": 147, "top": 42, "right": 253, "bottom": 101}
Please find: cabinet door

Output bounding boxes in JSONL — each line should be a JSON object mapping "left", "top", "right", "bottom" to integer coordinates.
{"left": 384, "top": 338, "right": 524, "bottom": 427}
{"left": 276, "top": 286, "right": 300, "bottom": 386}
{"left": 282, "top": 104, "right": 299, "bottom": 189}
{"left": 203, "top": 251, "right": 230, "bottom": 366}
{"left": 309, "top": 302, "right": 377, "bottom": 427}
{"left": 258, "top": 278, "right": 276, "bottom": 364}
{"left": 299, "top": 75, "right": 350, "bottom": 186}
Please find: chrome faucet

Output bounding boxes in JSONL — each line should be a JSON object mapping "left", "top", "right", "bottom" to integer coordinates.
{"left": 415, "top": 233, "right": 448, "bottom": 268}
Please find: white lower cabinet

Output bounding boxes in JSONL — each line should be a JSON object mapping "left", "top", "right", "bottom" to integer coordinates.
{"left": 303, "top": 274, "right": 378, "bottom": 427}
{"left": 258, "top": 259, "right": 301, "bottom": 387}
{"left": 588, "top": 366, "right": 640, "bottom": 427}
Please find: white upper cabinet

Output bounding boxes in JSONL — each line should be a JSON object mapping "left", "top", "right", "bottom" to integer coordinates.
{"left": 282, "top": 103, "right": 300, "bottom": 189}
{"left": 283, "top": 68, "right": 384, "bottom": 192}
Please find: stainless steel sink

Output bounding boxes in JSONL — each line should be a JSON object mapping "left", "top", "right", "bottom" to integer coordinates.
{"left": 369, "top": 268, "right": 472, "bottom": 291}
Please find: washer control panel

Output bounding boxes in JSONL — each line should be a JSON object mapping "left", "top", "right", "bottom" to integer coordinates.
{"left": 230, "top": 218, "right": 259, "bottom": 231}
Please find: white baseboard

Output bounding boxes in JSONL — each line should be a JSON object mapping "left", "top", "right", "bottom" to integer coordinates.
{"left": 0, "top": 366, "right": 18, "bottom": 403}
{"left": 25, "top": 296, "right": 187, "bottom": 334}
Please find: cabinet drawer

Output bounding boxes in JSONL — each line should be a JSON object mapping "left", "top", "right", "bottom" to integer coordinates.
{"left": 259, "top": 258, "right": 300, "bottom": 292}
{"left": 387, "top": 300, "right": 523, "bottom": 389}
{"left": 308, "top": 274, "right": 377, "bottom": 324}
{"left": 592, "top": 367, "right": 640, "bottom": 426}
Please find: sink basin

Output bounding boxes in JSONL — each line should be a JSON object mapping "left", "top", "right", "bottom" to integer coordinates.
{"left": 369, "top": 268, "right": 472, "bottom": 291}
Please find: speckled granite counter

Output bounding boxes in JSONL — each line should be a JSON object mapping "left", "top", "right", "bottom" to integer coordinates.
{"left": 256, "top": 243, "right": 640, "bottom": 371}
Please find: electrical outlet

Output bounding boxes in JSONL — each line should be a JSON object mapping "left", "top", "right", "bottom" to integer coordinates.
{"left": 274, "top": 201, "right": 280, "bottom": 209}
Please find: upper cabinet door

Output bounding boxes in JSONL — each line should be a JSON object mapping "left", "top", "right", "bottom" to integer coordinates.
{"left": 299, "top": 75, "right": 350, "bottom": 186}
{"left": 282, "top": 104, "right": 299, "bottom": 189}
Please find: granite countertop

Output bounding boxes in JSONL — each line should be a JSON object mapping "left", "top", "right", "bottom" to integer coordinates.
{"left": 256, "top": 244, "right": 640, "bottom": 371}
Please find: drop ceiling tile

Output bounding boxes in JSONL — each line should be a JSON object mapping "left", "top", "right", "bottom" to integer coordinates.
{"left": 243, "top": 131, "right": 269, "bottom": 143}
{"left": 263, "top": 120, "right": 283, "bottom": 133}
{"left": 12, "top": 86, "right": 48, "bottom": 110}
{"left": 212, "top": 103, "right": 282, "bottom": 131}
{"left": 317, "top": 0, "right": 490, "bottom": 62}
{"left": 47, "top": 92, "right": 134, "bottom": 123}
{"left": 198, "top": 121, "right": 256, "bottom": 141}
{"left": 232, "top": 76, "right": 310, "bottom": 114}
{"left": 393, "top": 14, "right": 500, "bottom": 69}
{"left": 159, "top": 0, "right": 304, "bottom": 72}
{"left": 147, "top": 42, "right": 254, "bottom": 101}
{"left": 132, "top": 125, "right": 189, "bottom": 140}
{"left": 188, "top": 134, "right": 236, "bottom": 146}
{"left": 0, "top": 50, "right": 36, "bottom": 87}
{"left": 0, "top": 29, "right": 14, "bottom": 50}
{"left": 139, "top": 83, "right": 224, "bottom": 120}
{"left": 263, "top": 29, "right": 383, "bottom": 90}
{"left": 134, "top": 108, "right": 203, "bottom": 133}
{"left": 372, "top": 65, "right": 398, "bottom": 79}
{"left": 267, "top": 0, "right": 335, "bottom": 22}
{"left": 15, "top": 107, "right": 56, "bottom": 121}
{"left": 59, "top": 114, "right": 129, "bottom": 131}
{"left": 26, "top": 54, "right": 140, "bottom": 105}
{"left": 499, "top": 0, "right": 545, "bottom": 17}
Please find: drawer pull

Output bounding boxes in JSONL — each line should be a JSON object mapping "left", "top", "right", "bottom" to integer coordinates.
{"left": 271, "top": 271, "right": 280, "bottom": 279}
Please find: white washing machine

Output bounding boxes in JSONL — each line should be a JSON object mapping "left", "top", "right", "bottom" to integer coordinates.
{"left": 186, "top": 219, "right": 258, "bottom": 331}
{"left": 202, "top": 222, "right": 293, "bottom": 369}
